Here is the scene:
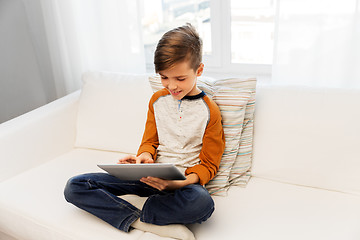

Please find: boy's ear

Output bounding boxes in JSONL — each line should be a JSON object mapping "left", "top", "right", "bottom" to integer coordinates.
{"left": 196, "top": 63, "right": 204, "bottom": 77}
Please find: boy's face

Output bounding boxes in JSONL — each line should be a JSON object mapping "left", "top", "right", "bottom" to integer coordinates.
{"left": 159, "top": 61, "right": 204, "bottom": 100}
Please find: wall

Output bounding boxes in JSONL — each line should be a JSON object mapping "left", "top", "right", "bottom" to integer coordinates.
{"left": 0, "top": 0, "right": 56, "bottom": 123}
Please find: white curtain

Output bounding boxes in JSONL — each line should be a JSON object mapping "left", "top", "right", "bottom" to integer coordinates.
{"left": 23, "top": 0, "right": 146, "bottom": 98}
{"left": 272, "top": 0, "right": 360, "bottom": 88}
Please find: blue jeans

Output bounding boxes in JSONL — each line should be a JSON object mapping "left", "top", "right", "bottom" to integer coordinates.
{"left": 64, "top": 173, "right": 214, "bottom": 232}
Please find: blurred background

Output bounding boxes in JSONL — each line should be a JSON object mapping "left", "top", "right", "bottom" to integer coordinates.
{"left": 1, "top": 0, "right": 359, "bottom": 123}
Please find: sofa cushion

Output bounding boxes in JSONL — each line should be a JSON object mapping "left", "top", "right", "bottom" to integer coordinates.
{"left": 75, "top": 71, "right": 153, "bottom": 154}
{"left": 252, "top": 85, "right": 360, "bottom": 195}
{"left": 0, "top": 149, "right": 359, "bottom": 240}
{"left": 0, "top": 149, "right": 164, "bottom": 240}
{"left": 191, "top": 177, "right": 360, "bottom": 240}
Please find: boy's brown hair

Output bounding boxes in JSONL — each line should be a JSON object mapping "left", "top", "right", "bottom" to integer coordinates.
{"left": 154, "top": 23, "right": 203, "bottom": 73}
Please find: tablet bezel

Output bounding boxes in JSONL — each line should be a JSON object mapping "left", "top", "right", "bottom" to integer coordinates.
{"left": 97, "top": 163, "right": 186, "bottom": 181}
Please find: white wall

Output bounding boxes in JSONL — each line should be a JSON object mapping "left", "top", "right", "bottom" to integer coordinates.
{"left": 0, "top": 0, "right": 57, "bottom": 123}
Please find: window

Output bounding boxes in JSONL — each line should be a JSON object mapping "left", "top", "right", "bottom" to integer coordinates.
{"left": 140, "top": 0, "right": 211, "bottom": 69}
{"left": 230, "top": 0, "right": 276, "bottom": 64}
{"left": 140, "top": 0, "right": 276, "bottom": 74}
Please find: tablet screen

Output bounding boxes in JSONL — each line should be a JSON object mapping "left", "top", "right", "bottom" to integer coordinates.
{"left": 97, "top": 163, "right": 186, "bottom": 180}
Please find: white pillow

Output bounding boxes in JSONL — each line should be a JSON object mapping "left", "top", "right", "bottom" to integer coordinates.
{"left": 75, "top": 71, "right": 153, "bottom": 154}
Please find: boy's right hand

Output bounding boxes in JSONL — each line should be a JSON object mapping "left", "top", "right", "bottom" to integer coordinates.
{"left": 117, "top": 152, "right": 154, "bottom": 164}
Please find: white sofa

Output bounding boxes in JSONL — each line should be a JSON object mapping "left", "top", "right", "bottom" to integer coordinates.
{"left": 1, "top": 72, "right": 360, "bottom": 240}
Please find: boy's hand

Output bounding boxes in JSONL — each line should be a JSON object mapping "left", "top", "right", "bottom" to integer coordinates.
{"left": 140, "top": 173, "right": 200, "bottom": 191}
{"left": 118, "top": 152, "right": 154, "bottom": 164}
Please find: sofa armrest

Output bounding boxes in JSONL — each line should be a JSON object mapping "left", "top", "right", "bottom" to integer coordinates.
{"left": 0, "top": 90, "right": 80, "bottom": 182}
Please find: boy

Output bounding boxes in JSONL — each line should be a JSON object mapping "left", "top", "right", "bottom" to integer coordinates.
{"left": 64, "top": 24, "right": 225, "bottom": 238}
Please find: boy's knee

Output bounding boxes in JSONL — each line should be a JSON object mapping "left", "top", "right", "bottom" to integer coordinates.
{"left": 185, "top": 185, "right": 213, "bottom": 204}
{"left": 64, "top": 175, "right": 86, "bottom": 203}
{"left": 181, "top": 185, "right": 214, "bottom": 222}
{"left": 64, "top": 177, "right": 76, "bottom": 203}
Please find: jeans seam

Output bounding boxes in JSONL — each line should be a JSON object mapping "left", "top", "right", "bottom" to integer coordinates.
{"left": 87, "top": 179, "right": 155, "bottom": 212}
{"left": 99, "top": 189, "right": 139, "bottom": 213}
{"left": 102, "top": 182, "right": 158, "bottom": 193}
{"left": 123, "top": 210, "right": 141, "bottom": 232}
{"left": 86, "top": 179, "right": 92, "bottom": 189}
{"left": 140, "top": 196, "right": 151, "bottom": 223}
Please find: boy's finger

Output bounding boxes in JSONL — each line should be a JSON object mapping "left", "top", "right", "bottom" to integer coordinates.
{"left": 135, "top": 157, "right": 143, "bottom": 164}
{"left": 144, "top": 158, "right": 154, "bottom": 164}
{"left": 118, "top": 155, "right": 135, "bottom": 164}
{"left": 141, "top": 178, "right": 162, "bottom": 191}
{"left": 147, "top": 177, "right": 166, "bottom": 186}
{"left": 118, "top": 159, "right": 128, "bottom": 164}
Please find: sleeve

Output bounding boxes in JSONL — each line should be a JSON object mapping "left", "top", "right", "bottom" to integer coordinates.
{"left": 136, "top": 94, "right": 160, "bottom": 160}
{"left": 185, "top": 97, "right": 225, "bottom": 185}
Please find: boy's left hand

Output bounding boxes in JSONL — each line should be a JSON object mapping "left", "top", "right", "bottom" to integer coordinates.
{"left": 140, "top": 173, "right": 200, "bottom": 191}
{"left": 140, "top": 177, "right": 184, "bottom": 191}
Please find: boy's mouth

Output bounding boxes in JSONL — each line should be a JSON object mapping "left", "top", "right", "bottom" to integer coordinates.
{"left": 170, "top": 90, "right": 182, "bottom": 96}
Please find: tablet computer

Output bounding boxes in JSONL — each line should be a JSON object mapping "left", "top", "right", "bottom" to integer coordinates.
{"left": 97, "top": 163, "right": 186, "bottom": 181}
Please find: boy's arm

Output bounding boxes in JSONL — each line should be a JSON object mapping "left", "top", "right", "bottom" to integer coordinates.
{"left": 137, "top": 94, "right": 159, "bottom": 160}
{"left": 185, "top": 98, "right": 225, "bottom": 185}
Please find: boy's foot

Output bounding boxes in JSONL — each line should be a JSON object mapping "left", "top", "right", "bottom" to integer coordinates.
{"left": 132, "top": 218, "right": 195, "bottom": 240}
{"left": 121, "top": 194, "right": 195, "bottom": 240}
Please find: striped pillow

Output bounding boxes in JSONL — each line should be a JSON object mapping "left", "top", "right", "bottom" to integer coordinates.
{"left": 213, "top": 79, "right": 257, "bottom": 189}
{"left": 205, "top": 87, "right": 250, "bottom": 195}
{"left": 197, "top": 78, "right": 256, "bottom": 195}
{"left": 148, "top": 76, "right": 256, "bottom": 196}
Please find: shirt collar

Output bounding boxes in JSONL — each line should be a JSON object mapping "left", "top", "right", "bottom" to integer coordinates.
{"left": 182, "top": 91, "right": 206, "bottom": 100}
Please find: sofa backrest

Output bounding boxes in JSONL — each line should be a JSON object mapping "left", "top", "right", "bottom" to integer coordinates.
{"left": 251, "top": 85, "right": 360, "bottom": 195}
{"left": 75, "top": 71, "right": 153, "bottom": 154}
{"left": 75, "top": 72, "right": 360, "bottom": 195}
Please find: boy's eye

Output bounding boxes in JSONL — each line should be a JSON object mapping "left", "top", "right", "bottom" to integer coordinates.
{"left": 177, "top": 78, "right": 185, "bottom": 81}
{"left": 161, "top": 76, "right": 168, "bottom": 80}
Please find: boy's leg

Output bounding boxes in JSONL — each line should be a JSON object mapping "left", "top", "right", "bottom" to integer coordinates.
{"left": 63, "top": 173, "right": 161, "bottom": 232}
{"left": 140, "top": 184, "right": 215, "bottom": 226}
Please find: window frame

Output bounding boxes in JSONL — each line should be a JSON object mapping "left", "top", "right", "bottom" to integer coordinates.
{"left": 143, "top": 0, "right": 273, "bottom": 75}
{"left": 203, "top": 0, "right": 272, "bottom": 75}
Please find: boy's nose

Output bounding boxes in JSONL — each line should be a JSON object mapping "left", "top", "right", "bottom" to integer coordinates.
{"left": 168, "top": 80, "right": 177, "bottom": 90}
